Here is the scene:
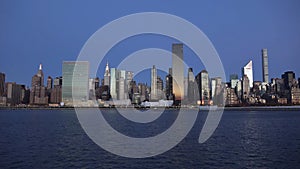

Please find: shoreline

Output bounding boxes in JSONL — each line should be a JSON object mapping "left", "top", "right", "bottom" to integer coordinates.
{"left": 1, "top": 105, "right": 300, "bottom": 111}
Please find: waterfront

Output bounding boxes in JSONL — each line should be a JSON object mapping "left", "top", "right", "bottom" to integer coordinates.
{"left": 0, "top": 109, "right": 300, "bottom": 168}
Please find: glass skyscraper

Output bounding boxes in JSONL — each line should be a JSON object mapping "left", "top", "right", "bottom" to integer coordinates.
{"left": 62, "top": 61, "right": 89, "bottom": 105}
{"left": 110, "top": 68, "right": 118, "bottom": 99}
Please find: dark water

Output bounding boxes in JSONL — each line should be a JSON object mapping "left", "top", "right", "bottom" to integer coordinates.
{"left": 0, "top": 109, "right": 300, "bottom": 169}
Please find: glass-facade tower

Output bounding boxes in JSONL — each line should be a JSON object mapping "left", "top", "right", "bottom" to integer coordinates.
{"left": 62, "top": 61, "right": 89, "bottom": 105}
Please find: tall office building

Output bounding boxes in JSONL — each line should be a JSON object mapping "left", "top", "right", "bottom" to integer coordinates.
{"left": 110, "top": 68, "right": 118, "bottom": 99}
{"left": 262, "top": 49, "right": 269, "bottom": 83}
{"left": 282, "top": 71, "right": 296, "bottom": 90}
{"left": 0, "top": 72, "right": 5, "bottom": 96}
{"left": 242, "top": 60, "right": 253, "bottom": 88}
{"left": 157, "top": 76, "right": 164, "bottom": 99}
{"left": 30, "top": 64, "right": 48, "bottom": 105}
{"left": 62, "top": 61, "right": 89, "bottom": 105}
{"left": 196, "top": 70, "right": 210, "bottom": 105}
{"left": 50, "top": 77, "right": 62, "bottom": 104}
{"left": 94, "top": 77, "right": 100, "bottom": 89}
{"left": 187, "top": 68, "right": 196, "bottom": 103}
{"left": 165, "top": 68, "right": 173, "bottom": 100}
{"left": 150, "top": 65, "right": 158, "bottom": 101}
{"left": 126, "top": 71, "right": 134, "bottom": 98}
{"left": 5, "top": 82, "right": 22, "bottom": 106}
{"left": 172, "top": 43, "right": 184, "bottom": 101}
{"left": 230, "top": 74, "right": 239, "bottom": 89}
{"left": 46, "top": 76, "right": 53, "bottom": 90}
{"left": 138, "top": 83, "right": 148, "bottom": 101}
{"left": 104, "top": 62, "right": 110, "bottom": 86}
{"left": 211, "top": 77, "right": 223, "bottom": 105}
{"left": 118, "top": 70, "right": 127, "bottom": 100}
{"left": 242, "top": 75, "right": 250, "bottom": 101}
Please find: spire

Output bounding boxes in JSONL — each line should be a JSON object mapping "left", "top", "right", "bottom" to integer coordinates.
{"left": 39, "top": 63, "right": 42, "bottom": 70}
{"left": 104, "top": 61, "right": 110, "bottom": 76}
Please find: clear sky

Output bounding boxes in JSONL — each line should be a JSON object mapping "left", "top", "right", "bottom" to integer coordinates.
{"left": 0, "top": 0, "right": 300, "bottom": 86}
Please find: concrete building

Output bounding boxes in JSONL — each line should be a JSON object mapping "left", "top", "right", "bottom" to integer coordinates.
{"left": 242, "top": 75, "right": 250, "bottom": 102}
{"left": 262, "top": 49, "right": 269, "bottom": 83}
{"left": 165, "top": 68, "right": 173, "bottom": 100}
{"left": 30, "top": 64, "right": 48, "bottom": 105}
{"left": 0, "top": 72, "right": 5, "bottom": 96}
{"left": 50, "top": 77, "right": 62, "bottom": 104}
{"left": 150, "top": 65, "right": 158, "bottom": 101}
{"left": 172, "top": 43, "right": 184, "bottom": 102}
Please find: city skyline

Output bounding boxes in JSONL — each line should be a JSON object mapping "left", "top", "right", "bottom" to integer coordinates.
{"left": 0, "top": 1, "right": 300, "bottom": 86}
{"left": 1, "top": 42, "right": 300, "bottom": 107}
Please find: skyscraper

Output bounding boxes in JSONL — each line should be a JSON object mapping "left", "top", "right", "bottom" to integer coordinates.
{"left": 242, "top": 75, "right": 250, "bottom": 101}
{"left": 110, "top": 68, "right": 118, "bottom": 99}
{"left": 62, "top": 61, "right": 89, "bottom": 105}
{"left": 262, "top": 49, "right": 269, "bottom": 83}
{"left": 196, "top": 70, "right": 210, "bottom": 105}
{"left": 242, "top": 60, "right": 253, "bottom": 88}
{"left": 47, "top": 76, "right": 53, "bottom": 90}
{"left": 157, "top": 76, "right": 164, "bottom": 99}
{"left": 187, "top": 68, "right": 196, "bottom": 103}
{"left": 165, "top": 68, "right": 173, "bottom": 100}
{"left": 30, "top": 64, "right": 48, "bottom": 105}
{"left": 282, "top": 71, "right": 296, "bottom": 90}
{"left": 5, "top": 82, "right": 22, "bottom": 106}
{"left": 172, "top": 43, "right": 184, "bottom": 102}
{"left": 230, "top": 74, "right": 239, "bottom": 89}
{"left": 0, "top": 72, "right": 5, "bottom": 96}
{"left": 118, "top": 70, "right": 126, "bottom": 100}
{"left": 150, "top": 65, "right": 157, "bottom": 101}
{"left": 50, "top": 77, "right": 62, "bottom": 104}
{"left": 104, "top": 62, "right": 110, "bottom": 86}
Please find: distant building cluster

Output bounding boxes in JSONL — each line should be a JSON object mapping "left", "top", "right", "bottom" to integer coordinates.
{"left": 0, "top": 46, "right": 300, "bottom": 107}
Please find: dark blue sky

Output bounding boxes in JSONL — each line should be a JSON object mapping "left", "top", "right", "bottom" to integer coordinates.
{"left": 0, "top": 0, "right": 300, "bottom": 86}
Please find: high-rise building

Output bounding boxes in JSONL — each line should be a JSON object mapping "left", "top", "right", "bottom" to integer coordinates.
{"left": 187, "top": 68, "right": 196, "bottom": 103}
{"left": 262, "top": 49, "right": 269, "bottom": 83}
{"left": 196, "top": 70, "right": 210, "bottom": 105}
{"left": 110, "top": 68, "right": 118, "bottom": 99}
{"left": 138, "top": 83, "right": 148, "bottom": 101}
{"left": 62, "top": 61, "right": 89, "bottom": 105}
{"left": 126, "top": 71, "right": 134, "bottom": 98}
{"left": 50, "top": 77, "right": 62, "bottom": 104}
{"left": 0, "top": 72, "right": 5, "bottom": 96}
{"left": 5, "top": 82, "right": 22, "bottom": 106}
{"left": 46, "top": 76, "right": 53, "bottom": 90}
{"left": 94, "top": 77, "right": 100, "bottom": 89}
{"left": 172, "top": 43, "right": 184, "bottom": 102}
{"left": 282, "top": 71, "right": 296, "bottom": 90}
{"left": 151, "top": 65, "right": 157, "bottom": 101}
{"left": 30, "top": 64, "right": 48, "bottom": 105}
{"left": 104, "top": 62, "right": 110, "bottom": 86}
{"left": 211, "top": 77, "right": 223, "bottom": 106}
{"left": 157, "top": 76, "right": 164, "bottom": 99}
{"left": 230, "top": 74, "right": 239, "bottom": 89}
{"left": 165, "top": 68, "right": 173, "bottom": 100}
{"left": 118, "top": 70, "right": 127, "bottom": 100}
{"left": 88, "top": 78, "right": 96, "bottom": 100}
{"left": 242, "top": 75, "right": 250, "bottom": 101}
{"left": 242, "top": 60, "right": 253, "bottom": 88}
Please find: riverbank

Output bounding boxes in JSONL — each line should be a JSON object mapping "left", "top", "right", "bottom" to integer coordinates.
{"left": 1, "top": 105, "right": 300, "bottom": 111}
